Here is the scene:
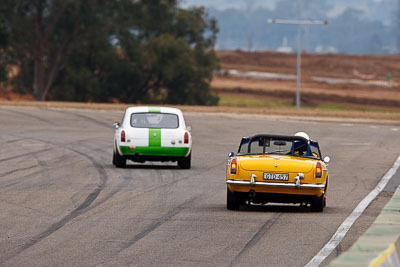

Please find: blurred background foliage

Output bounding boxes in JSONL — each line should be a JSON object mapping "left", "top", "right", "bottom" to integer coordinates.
{"left": 0, "top": 0, "right": 219, "bottom": 105}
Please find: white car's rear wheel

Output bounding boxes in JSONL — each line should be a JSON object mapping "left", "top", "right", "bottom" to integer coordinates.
{"left": 178, "top": 153, "right": 191, "bottom": 169}
{"left": 114, "top": 151, "right": 126, "bottom": 168}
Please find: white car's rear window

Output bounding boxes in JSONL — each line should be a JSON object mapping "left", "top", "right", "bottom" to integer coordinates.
{"left": 131, "top": 113, "right": 179, "bottom": 129}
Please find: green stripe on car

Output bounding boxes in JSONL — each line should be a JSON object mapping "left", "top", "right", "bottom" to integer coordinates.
{"left": 149, "top": 128, "right": 161, "bottom": 147}
{"left": 148, "top": 107, "right": 161, "bottom": 113}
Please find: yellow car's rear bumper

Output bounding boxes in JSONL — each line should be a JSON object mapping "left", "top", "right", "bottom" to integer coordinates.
{"left": 226, "top": 180, "right": 325, "bottom": 197}
{"left": 226, "top": 179, "right": 324, "bottom": 189}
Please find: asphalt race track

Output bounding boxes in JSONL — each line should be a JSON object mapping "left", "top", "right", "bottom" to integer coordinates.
{"left": 0, "top": 106, "right": 399, "bottom": 266}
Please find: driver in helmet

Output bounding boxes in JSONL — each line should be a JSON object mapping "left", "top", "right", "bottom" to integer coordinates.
{"left": 294, "top": 132, "right": 319, "bottom": 158}
{"left": 294, "top": 132, "right": 310, "bottom": 156}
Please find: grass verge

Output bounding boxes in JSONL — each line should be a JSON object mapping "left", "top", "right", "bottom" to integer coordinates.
{"left": 217, "top": 91, "right": 400, "bottom": 115}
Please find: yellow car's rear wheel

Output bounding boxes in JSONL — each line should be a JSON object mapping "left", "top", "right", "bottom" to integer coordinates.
{"left": 310, "top": 194, "right": 324, "bottom": 212}
{"left": 227, "top": 186, "right": 242, "bottom": 210}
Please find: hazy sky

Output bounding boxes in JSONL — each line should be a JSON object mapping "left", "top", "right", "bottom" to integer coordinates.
{"left": 180, "top": 0, "right": 396, "bottom": 19}
{"left": 180, "top": 0, "right": 276, "bottom": 10}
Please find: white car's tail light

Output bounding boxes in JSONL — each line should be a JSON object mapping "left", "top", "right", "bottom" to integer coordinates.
{"left": 230, "top": 158, "right": 237, "bottom": 174}
{"left": 184, "top": 132, "right": 189, "bottom": 144}
{"left": 316, "top": 162, "right": 322, "bottom": 178}
{"left": 121, "top": 130, "right": 126, "bottom": 142}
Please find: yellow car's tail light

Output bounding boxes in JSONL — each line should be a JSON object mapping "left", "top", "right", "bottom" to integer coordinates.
{"left": 230, "top": 158, "right": 237, "bottom": 174}
{"left": 316, "top": 162, "right": 322, "bottom": 178}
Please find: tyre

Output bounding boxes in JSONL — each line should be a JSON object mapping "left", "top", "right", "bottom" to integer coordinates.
{"left": 310, "top": 194, "right": 324, "bottom": 212}
{"left": 226, "top": 186, "right": 240, "bottom": 210}
{"left": 178, "top": 153, "right": 191, "bottom": 169}
{"left": 115, "top": 151, "right": 126, "bottom": 168}
{"left": 112, "top": 151, "right": 116, "bottom": 165}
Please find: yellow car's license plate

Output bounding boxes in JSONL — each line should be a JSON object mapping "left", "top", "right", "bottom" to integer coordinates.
{"left": 263, "top": 173, "right": 289, "bottom": 181}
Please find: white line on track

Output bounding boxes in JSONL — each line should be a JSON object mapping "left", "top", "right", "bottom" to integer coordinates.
{"left": 305, "top": 155, "right": 400, "bottom": 267}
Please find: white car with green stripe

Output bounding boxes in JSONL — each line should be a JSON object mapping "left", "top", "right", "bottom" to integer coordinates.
{"left": 112, "top": 107, "right": 192, "bottom": 168}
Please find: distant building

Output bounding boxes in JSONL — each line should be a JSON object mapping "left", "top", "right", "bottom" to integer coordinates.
{"left": 315, "top": 45, "right": 338, "bottom": 54}
{"left": 277, "top": 37, "right": 293, "bottom": 53}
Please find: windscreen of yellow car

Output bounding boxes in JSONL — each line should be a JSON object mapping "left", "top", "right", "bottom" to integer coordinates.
{"left": 239, "top": 136, "right": 317, "bottom": 158}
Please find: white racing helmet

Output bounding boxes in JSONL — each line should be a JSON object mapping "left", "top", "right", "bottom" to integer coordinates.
{"left": 295, "top": 132, "right": 310, "bottom": 141}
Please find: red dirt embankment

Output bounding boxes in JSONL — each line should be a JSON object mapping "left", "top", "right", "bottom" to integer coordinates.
{"left": 213, "top": 50, "right": 400, "bottom": 108}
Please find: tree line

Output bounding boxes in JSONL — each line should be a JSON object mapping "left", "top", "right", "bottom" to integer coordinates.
{"left": 0, "top": 0, "right": 219, "bottom": 105}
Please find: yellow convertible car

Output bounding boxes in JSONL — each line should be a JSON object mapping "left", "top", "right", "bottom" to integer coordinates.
{"left": 226, "top": 132, "right": 330, "bottom": 212}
